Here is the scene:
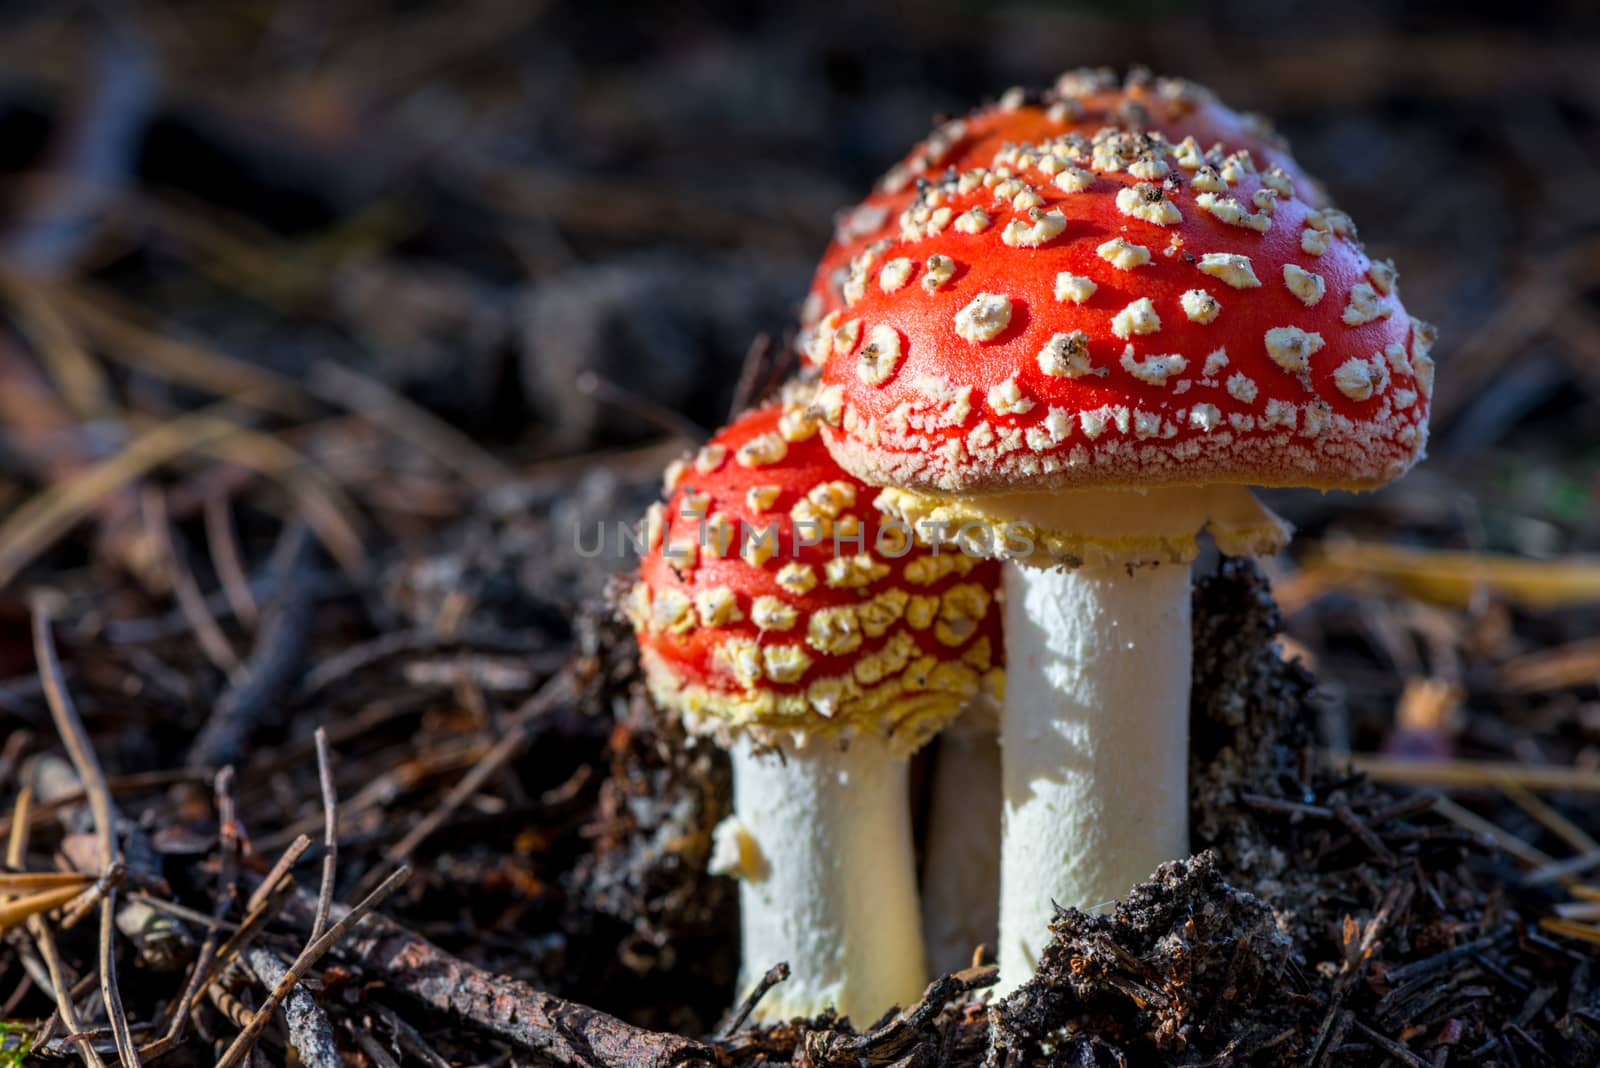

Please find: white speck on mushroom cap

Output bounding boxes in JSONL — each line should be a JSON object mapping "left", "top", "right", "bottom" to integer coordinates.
{"left": 1196, "top": 253, "right": 1260, "bottom": 288}
{"left": 954, "top": 293, "right": 1013, "bottom": 342}
{"left": 1002, "top": 209, "right": 1068, "bottom": 248}
{"left": 987, "top": 377, "right": 1035, "bottom": 415}
{"left": 1261, "top": 167, "right": 1295, "bottom": 197}
{"left": 1300, "top": 228, "right": 1331, "bottom": 256}
{"left": 1053, "top": 166, "right": 1095, "bottom": 193}
{"left": 737, "top": 432, "right": 789, "bottom": 467}
{"left": 1369, "top": 259, "right": 1399, "bottom": 296}
{"left": 1189, "top": 402, "right": 1223, "bottom": 430}
{"left": 746, "top": 485, "right": 781, "bottom": 513}
{"left": 833, "top": 318, "right": 862, "bottom": 356}
{"left": 1097, "top": 237, "right": 1151, "bottom": 270}
{"left": 1120, "top": 347, "right": 1188, "bottom": 386}
{"left": 695, "top": 443, "right": 727, "bottom": 473}
{"left": 1190, "top": 166, "right": 1226, "bottom": 194}
{"left": 1195, "top": 192, "right": 1271, "bottom": 232}
{"left": 954, "top": 207, "right": 992, "bottom": 234}
{"left": 922, "top": 254, "right": 957, "bottom": 292}
{"left": 1283, "top": 264, "right": 1326, "bottom": 307}
{"left": 1010, "top": 188, "right": 1045, "bottom": 213}
{"left": 1115, "top": 183, "right": 1182, "bottom": 225}
{"left": 1264, "top": 326, "right": 1325, "bottom": 374}
{"left": 1111, "top": 297, "right": 1162, "bottom": 339}
{"left": 857, "top": 325, "right": 904, "bottom": 386}
{"left": 1342, "top": 282, "right": 1392, "bottom": 326}
{"left": 1127, "top": 152, "right": 1170, "bottom": 180}
{"left": 1054, "top": 272, "right": 1098, "bottom": 303}
{"left": 1037, "top": 331, "right": 1099, "bottom": 378}
{"left": 879, "top": 257, "right": 915, "bottom": 293}
{"left": 1180, "top": 289, "right": 1221, "bottom": 323}
{"left": 761, "top": 644, "right": 813, "bottom": 684}
{"left": 778, "top": 406, "right": 819, "bottom": 443}
{"left": 775, "top": 562, "right": 816, "bottom": 595}
{"left": 696, "top": 586, "right": 743, "bottom": 627}
{"left": 1333, "top": 356, "right": 1385, "bottom": 401}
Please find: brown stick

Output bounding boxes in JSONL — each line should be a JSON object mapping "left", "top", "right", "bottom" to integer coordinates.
{"left": 722, "top": 962, "right": 789, "bottom": 1036}
{"left": 270, "top": 879, "right": 718, "bottom": 1067}
{"left": 311, "top": 728, "right": 338, "bottom": 943}
{"left": 213, "top": 868, "right": 412, "bottom": 1068}
{"left": 32, "top": 604, "right": 141, "bottom": 1067}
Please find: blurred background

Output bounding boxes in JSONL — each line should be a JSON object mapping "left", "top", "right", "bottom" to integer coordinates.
{"left": 2, "top": 0, "right": 1600, "bottom": 1041}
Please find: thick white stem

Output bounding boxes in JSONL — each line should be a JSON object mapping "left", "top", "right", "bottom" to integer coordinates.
{"left": 920, "top": 711, "right": 1001, "bottom": 975}
{"left": 725, "top": 733, "right": 926, "bottom": 1023}
{"left": 995, "top": 561, "right": 1192, "bottom": 996}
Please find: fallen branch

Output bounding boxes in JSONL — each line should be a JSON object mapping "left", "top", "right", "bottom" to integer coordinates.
{"left": 268, "top": 877, "right": 718, "bottom": 1068}
{"left": 240, "top": 946, "right": 341, "bottom": 1068}
{"left": 214, "top": 867, "right": 412, "bottom": 1068}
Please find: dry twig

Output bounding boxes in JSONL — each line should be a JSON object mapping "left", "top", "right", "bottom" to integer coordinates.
{"left": 32, "top": 604, "right": 141, "bottom": 1066}
{"left": 213, "top": 867, "right": 412, "bottom": 1068}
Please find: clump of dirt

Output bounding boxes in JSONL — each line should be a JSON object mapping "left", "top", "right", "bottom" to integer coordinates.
{"left": 1188, "top": 555, "right": 1318, "bottom": 871}
{"left": 989, "top": 852, "right": 1289, "bottom": 1066}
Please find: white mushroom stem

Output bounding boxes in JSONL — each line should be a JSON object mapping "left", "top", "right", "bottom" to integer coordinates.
{"left": 921, "top": 709, "right": 1001, "bottom": 975}
{"left": 715, "top": 732, "right": 926, "bottom": 1023}
{"left": 872, "top": 484, "right": 1290, "bottom": 997}
{"left": 994, "top": 560, "right": 1192, "bottom": 995}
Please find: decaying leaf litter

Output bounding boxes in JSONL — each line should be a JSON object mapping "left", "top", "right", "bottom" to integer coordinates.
{"left": 2, "top": 3, "right": 1600, "bottom": 1065}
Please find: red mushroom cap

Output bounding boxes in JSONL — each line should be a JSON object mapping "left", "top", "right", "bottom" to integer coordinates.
{"left": 625, "top": 390, "right": 1003, "bottom": 750}
{"left": 811, "top": 126, "right": 1434, "bottom": 498}
{"left": 802, "top": 68, "right": 1323, "bottom": 354}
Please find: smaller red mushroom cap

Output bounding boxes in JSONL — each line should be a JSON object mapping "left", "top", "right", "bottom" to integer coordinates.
{"left": 625, "top": 388, "right": 1003, "bottom": 751}
{"left": 802, "top": 67, "right": 1324, "bottom": 355}
{"left": 810, "top": 126, "right": 1435, "bottom": 498}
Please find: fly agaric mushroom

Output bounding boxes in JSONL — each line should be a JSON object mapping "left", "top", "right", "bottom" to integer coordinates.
{"left": 811, "top": 68, "right": 1327, "bottom": 979}
{"left": 801, "top": 67, "right": 1323, "bottom": 359}
{"left": 810, "top": 124, "right": 1435, "bottom": 993}
{"left": 624, "top": 388, "right": 1002, "bottom": 1022}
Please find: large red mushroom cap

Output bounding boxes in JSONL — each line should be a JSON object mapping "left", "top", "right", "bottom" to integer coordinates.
{"left": 810, "top": 125, "right": 1434, "bottom": 516}
{"left": 802, "top": 68, "right": 1323, "bottom": 356}
{"left": 625, "top": 389, "right": 1002, "bottom": 752}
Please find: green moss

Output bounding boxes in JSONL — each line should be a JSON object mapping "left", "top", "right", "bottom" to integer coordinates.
{"left": 0, "top": 1022, "right": 33, "bottom": 1067}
